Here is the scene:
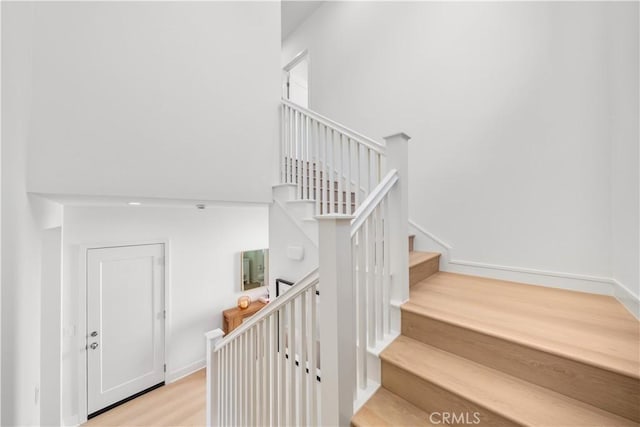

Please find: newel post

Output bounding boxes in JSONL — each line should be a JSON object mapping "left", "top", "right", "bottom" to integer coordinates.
{"left": 205, "top": 329, "right": 224, "bottom": 427}
{"left": 316, "top": 214, "right": 356, "bottom": 427}
{"left": 384, "top": 133, "right": 411, "bottom": 331}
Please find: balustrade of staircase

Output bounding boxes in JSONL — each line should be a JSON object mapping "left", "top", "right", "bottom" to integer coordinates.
{"left": 206, "top": 100, "right": 410, "bottom": 426}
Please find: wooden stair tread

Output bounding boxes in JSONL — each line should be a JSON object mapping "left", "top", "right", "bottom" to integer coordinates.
{"left": 409, "top": 251, "right": 440, "bottom": 268}
{"left": 381, "top": 336, "right": 637, "bottom": 426}
{"left": 352, "top": 388, "right": 434, "bottom": 427}
{"left": 406, "top": 272, "right": 640, "bottom": 379}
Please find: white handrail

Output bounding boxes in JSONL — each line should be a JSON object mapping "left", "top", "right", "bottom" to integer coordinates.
{"left": 214, "top": 267, "right": 319, "bottom": 352}
{"left": 351, "top": 169, "right": 399, "bottom": 236}
{"left": 282, "top": 99, "right": 385, "bottom": 155}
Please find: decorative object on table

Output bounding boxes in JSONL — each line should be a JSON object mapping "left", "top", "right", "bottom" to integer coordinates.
{"left": 240, "top": 248, "right": 269, "bottom": 291}
{"left": 223, "top": 300, "right": 267, "bottom": 334}
{"left": 237, "top": 295, "right": 251, "bottom": 310}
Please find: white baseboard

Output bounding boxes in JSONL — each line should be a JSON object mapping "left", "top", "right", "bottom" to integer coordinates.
{"left": 408, "top": 219, "right": 640, "bottom": 319}
{"left": 613, "top": 279, "right": 640, "bottom": 320}
{"left": 166, "top": 359, "right": 205, "bottom": 383}
{"left": 62, "top": 415, "right": 79, "bottom": 427}
{"left": 445, "top": 259, "right": 614, "bottom": 295}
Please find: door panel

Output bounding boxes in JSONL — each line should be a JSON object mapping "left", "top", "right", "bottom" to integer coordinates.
{"left": 87, "top": 244, "right": 165, "bottom": 415}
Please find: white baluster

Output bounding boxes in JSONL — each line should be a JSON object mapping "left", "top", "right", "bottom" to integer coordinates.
{"left": 338, "top": 134, "right": 344, "bottom": 213}
{"left": 290, "top": 298, "right": 297, "bottom": 424}
{"left": 300, "top": 290, "right": 308, "bottom": 427}
{"left": 304, "top": 116, "right": 311, "bottom": 200}
{"left": 309, "top": 283, "right": 318, "bottom": 426}
{"left": 314, "top": 120, "right": 320, "bottom": 215}
{"left": 356, "top": 144, "right": 361, "bottom": 210}
{"left": 302, "top": 114, "right": 307, "bottom": 200}
{"left": 375, "top": 205, "right": 384, "bottom": 341}
{"left": 366, "top": 148, "right": 372, "bottom": 197}
{"left": 353, "top": 233, "right": 364, "bottom": 391}
{"left": 328, "top": 130, "right": 335, "bottom": 214}
{"left": 295, "top": 111, "right": 302, "bottom": 198}
{"left": 324, "top": 126, "right": 330, "bottom": 215}
{"left": 347, "top": 138, "right": 353, "bottom": 214}
{"left": 271, "top": 314, "right": 278, "bottom": 427}
{"left": 225, "top": 342, "right": 229, "bottom": 425}
{"left": 367, "top": 217, "right": 375, "bottom": 347}
{"left": 383, "top": 195, "right": 391, "bottom": 335}
{"left": 278, "top": 104, "right": 287, "bottom": 184}
{"left": 261, "top": 320, "right": 267, "bottom": 426}
{"left": 240, "top": 333, "right": 246, "bottom": 426}
{"left": 279, "top": 307, "right": 287, "bottom": 425}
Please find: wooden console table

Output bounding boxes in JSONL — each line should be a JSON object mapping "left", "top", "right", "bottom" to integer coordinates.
{"left": 222, "top": 301, "right": 267, "bottom": 334}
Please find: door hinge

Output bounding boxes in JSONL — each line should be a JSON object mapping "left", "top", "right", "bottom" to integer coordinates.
{"left": 164, "top": 364, "right": 166, "bottom": 373}
{"left": 163, "top": 310, "right": 166, "bottom": 319}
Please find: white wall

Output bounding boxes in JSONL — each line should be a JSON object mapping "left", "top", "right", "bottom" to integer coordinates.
{"left": 40, "top": 227, "right": 63, "bottom": 426}
{"left": 608, "top": 3, "right": 640, "bottom": 313}
{"left": 268, "top": 200, "right": 319, "bottom": 296}
{"left": 26, "top": 1, "right": 281, "bottom": 203}
{"left": 61, "top": 204, "right": 268, "bottom": 424}
{"left": 283, "top": 2, "right": 639, "bottom": 296}
{"left": 1, "top": 2, "right": 280, "bottom": 424}
{"left": 2, "top": 3, "right": 64, "bottom": 426}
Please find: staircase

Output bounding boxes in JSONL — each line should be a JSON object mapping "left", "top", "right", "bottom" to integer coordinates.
{"left": 353, "top": 239, "right": 640, "bottom": 426}
{"left": 206, "top": 99, "right": 639, "bottom": 427}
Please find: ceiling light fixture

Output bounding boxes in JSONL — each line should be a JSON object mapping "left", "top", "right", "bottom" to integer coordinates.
{"left": 128, "top": 202, "right": 142, "bottom": 206}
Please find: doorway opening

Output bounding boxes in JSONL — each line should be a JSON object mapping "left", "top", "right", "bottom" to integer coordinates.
{"left": 283, "top": 49, "right": 309, "bottom": 108}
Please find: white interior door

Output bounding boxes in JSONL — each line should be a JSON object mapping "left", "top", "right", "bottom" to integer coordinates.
{"left": 87, "top": 244, "right": 165, "bottom": 415}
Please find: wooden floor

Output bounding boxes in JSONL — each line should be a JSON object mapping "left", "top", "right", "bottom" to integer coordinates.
{"left": 406, "top": 272, "right": 640, "bottom": 377}
{"left": 84, "top": 369, "right": 205, "bottom": 427}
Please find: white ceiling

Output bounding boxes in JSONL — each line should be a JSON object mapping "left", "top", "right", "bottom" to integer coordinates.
{"left": 281, "top": 1, "right": 323, "bottom": 40}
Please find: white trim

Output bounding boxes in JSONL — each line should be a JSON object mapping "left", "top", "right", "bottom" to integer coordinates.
{"left": 283, "top": 48, "right": 309, "bottom": 72}
{"left": 408, "top": 219, "right": 624, "bottom": 296}
{"left": 409, "top": 219, "right": 452, "bottom": 250}
{"left": 283, "top": 49, "right": 311, "bottom": 107}
{"left": 612, "top": 279, "right": 640, "bottom": 320}
{"left": 76, "top": 239, "right": 170, "bottom": 424}
{"left": 448, "top": 259, "right": 614, "bottom": 286}
{"left": 62, "top": 414, "right": 79, "bottom": 427}
{"left": 166, "top": 360, "right": 205, "bottom": 384}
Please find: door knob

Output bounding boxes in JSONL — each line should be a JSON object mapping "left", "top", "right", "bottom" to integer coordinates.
{"left": 90, "top": 342, "right": 99, "bottom": 350}
{"left": 91, "top": 331, "right": 98, "bottom": 337}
